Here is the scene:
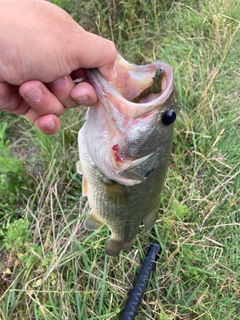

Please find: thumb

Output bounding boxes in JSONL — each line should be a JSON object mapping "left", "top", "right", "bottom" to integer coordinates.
{"left": 92, "top": 35, "right": 117, "bottom": 81}
{"left": 69, "top": 30, "right": 117, "bottom": 81}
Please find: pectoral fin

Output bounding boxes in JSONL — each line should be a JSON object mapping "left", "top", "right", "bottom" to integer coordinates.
{"left": 82, "top": 175, "right": 88, "bottom": 197}
{"left": 143, "top": 204, "right": 160, "bottom": 231}
{"left": 84, "top": 210, "right": 104, "bottom": 230}
{"left": 76, "top": 161, "right": 89, "bottom": 196}
{"left": 103, "top": 181, "right": 128, "bottom": 205}
{"left": 76, "top": 160, "right": 83, "bottom": 174}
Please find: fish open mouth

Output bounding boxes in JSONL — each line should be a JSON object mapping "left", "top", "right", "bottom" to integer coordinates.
{"left": 86, "top": 55, "right": 174, "bottom": 122}
{"left": 107, "top": 62, "right": 170, "bottom": 105}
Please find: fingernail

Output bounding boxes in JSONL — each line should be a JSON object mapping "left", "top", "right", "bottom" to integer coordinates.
{"left": 45, "top": 121, "right": 55, "bottom": 130}
{"left": 106, "top": 66, "right": 117, "bottom": 81}
{"left": 24, "top": 86, "right": 43, "bottom": 102}
{"left": 52, "top": 76, "right": 67, "bottom": 86}
{"left": 100, "top": 65, "right": 117, "bottom": 81}
{"left": 111, "top": 66, "right": 117, "bottom": 80}
{"left": 76, "top": 95, "right": 90, "bottom": 105}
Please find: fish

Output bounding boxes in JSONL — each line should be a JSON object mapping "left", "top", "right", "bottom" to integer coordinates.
{"left": 77, "top": 54, "right": 177, "bottom": 256}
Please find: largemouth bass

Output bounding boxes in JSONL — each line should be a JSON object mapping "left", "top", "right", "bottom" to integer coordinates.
{"left": 77, "top": 55, "right": 177, "bottom": 256}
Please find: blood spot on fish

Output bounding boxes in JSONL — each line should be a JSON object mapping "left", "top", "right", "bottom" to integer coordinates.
{"left": 112, "top": 144, "right": 118, "bottom": 151}
{"left": 112, "top": 144, "right": 120, "bottom": 161}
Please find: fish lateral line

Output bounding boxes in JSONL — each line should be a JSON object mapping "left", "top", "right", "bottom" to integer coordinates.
{"left": 131, "top": 68, "right": 164, "bottom": 103}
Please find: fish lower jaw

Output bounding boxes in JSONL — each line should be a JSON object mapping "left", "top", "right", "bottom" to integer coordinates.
{"left": 105, "top": 237, "right": 136, "bottom": 256}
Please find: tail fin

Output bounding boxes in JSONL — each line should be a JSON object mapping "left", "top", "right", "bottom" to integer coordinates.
{"left": 105, "top": 237, "right": 136, "bottom": 256}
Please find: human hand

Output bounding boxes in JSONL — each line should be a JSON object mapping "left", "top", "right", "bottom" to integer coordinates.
{"left": 0, "top": 0, "right": 116, "bottom": 134}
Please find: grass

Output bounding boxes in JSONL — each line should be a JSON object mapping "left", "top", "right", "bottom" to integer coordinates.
{"left": 0, "top": 0, "right": 239, "bottom": 319}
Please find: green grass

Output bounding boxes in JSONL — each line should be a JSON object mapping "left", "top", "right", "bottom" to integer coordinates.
{"left": 0, "top": 0, "right": 239, "bottom": 319}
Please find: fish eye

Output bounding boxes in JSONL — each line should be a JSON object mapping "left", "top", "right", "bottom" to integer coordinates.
{"left": 162, "top": 110, "right": 176, "bottom": 125}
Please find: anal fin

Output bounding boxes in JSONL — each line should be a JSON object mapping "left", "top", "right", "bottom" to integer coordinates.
{"left": 143, "top": 203, "right": 159, "bottom": 231}
{"left": 84, "top": 210, "right": 104, "bottom": 230}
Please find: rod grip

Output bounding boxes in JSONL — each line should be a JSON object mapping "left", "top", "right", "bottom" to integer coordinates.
{"left": 120, "top": 243, "right": 161, "bottom": 320}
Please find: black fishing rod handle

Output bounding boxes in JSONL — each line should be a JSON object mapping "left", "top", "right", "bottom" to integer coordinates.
{"left": 120, "top": 243, "right": 161, "bottom": 320}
